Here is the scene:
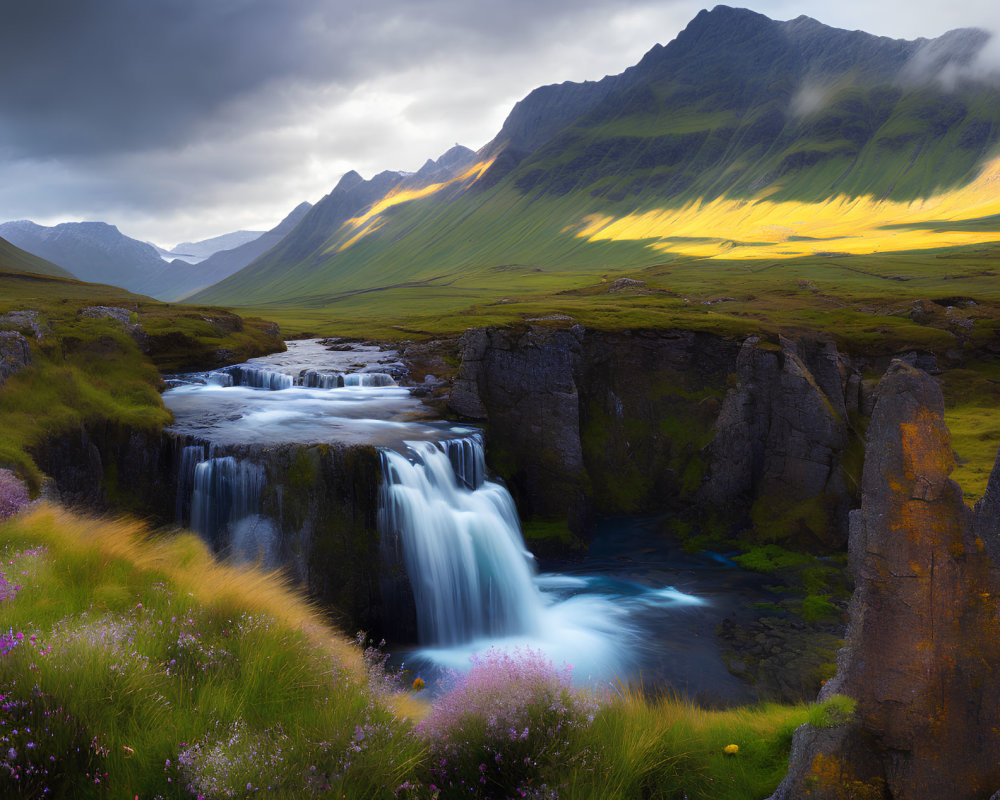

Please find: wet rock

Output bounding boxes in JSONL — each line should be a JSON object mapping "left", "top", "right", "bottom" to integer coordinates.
{"left": 450, "top": 325, "right": 738, "bottom": 534}
{"left": 769, "top": 361, "right": 1000, "bottom": 800}
{"left": 0, "top": 331, "right": 31, "bottom": 386}
{"left": 450, "top": 325, "right": 587, "bottom": 527}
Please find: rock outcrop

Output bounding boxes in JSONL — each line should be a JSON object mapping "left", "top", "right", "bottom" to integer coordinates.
{"left": 768, "top": 361, "right": 1000, "bottom": 800}
{"left": 701, "top": 335, "right": 854, "bottom": 547}
{"left": 451, "top": 325, "right": 861, "bottom": 545}
{"left": 451, "top": 325, "right": 588, "bottom": 529}
{"left": 450, "top": 325, "right": 742, "bottom": 533}
{"left": 0, "top": 331, "right": 32, "bottom": 386}
{"left": 34, "top": 425, "right": 391, "bottom": 636}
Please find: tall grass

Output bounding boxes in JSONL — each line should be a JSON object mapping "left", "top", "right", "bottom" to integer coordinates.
{"left": 0, "top": 505, "right": 816, "bottom": 798}
{"left": 0, "top": 505, "right": 423, "bottom": 798}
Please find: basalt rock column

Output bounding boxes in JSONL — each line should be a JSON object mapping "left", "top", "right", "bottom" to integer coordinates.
{"left": 769, "top": 361, "right": 1000, "bottom": 800}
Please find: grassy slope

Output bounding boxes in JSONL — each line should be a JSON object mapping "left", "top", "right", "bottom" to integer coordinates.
{"left": 1, "top": 236, "right": 77, "bottom": 280}
{"left": 0, "top": 271, "right": 283, "bottom": 488}
{"left": 0, "top": 504, "right": 822, "bottom": 799}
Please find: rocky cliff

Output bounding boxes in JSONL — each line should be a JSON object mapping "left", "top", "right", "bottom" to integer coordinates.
{"left": 768, "top": 361, "right": 1000, "bottom": 800}
{"left": 0, "top": 331, "right": 31, "bottom": 386}
{"left": 450, "top": 324, "right": 864, "bottom": 547}
{"left": 701, "top": 334, "right": 857, "bottom": 547}
{"left": 35, "top": 425, "right": 393, "bottom": 635}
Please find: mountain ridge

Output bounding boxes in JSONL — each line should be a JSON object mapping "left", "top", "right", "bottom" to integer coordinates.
{"left": 191, "top": 6, "right": 1000, "bottom": 311}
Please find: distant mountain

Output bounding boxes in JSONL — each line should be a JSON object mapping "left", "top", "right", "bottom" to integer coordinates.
{"left": 178, "top": 7, "right": 1000, "bottom": 310}
{"left": 0, "top": 202, "right": 312, "bottom": 302}
{"left": 154, "top": 230, "right": 266, "bottom": 264}
{"left": 0, "top": 236, "right": 75, "bottom": 280}
{"left": 0, "top": 220, "right": 183, "bottom": 297}
{"left": 196, "top": 147, "right": 476, "bottom": 301}
{"left": 174, "top": 201, "right": 313, "bottom": 299}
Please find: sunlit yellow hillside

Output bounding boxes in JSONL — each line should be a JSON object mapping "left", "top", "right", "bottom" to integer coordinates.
{"left": 333, "top": 159, "right": 496, "bottom": 253}
{"left": 576, "top": 156, "right": 1000, "bottom": 258}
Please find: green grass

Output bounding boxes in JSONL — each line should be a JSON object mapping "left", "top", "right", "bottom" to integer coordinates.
{"left": 0, "top": 505, "right": 819, "bottom": 799}
{"left": 0, "top": 236, "right": 76, "bottom": 280}
{"left": 0, "top": 505, "right": 425, "bottom": 798}
{"left": 563, "top": 687, "right": 810, "bottom": 800}
{"left": 0, "top": 272, "right": 283, "bottom": 488}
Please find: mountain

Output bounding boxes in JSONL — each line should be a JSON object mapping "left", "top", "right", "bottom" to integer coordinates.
{"left": 0, "top": 236, "right": 75, "bottom": 280}
{"left": 173, "top": 201, "right": 313, "bottom": 299}
{"left": 0, "top": 201, "right": 312, "bottom": 302}
{"left": 189, "top": 7, "right": 1000, "bottom": 312}
{"left": 154, "top": 230, "right": 266, "bottom": 264}
{"left": 0, "top": 220, "right": 185, "bottom": 297}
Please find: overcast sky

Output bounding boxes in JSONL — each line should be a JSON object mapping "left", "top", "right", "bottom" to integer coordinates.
{"left": 1, "top": 0, "right": 998, "bottom": 247}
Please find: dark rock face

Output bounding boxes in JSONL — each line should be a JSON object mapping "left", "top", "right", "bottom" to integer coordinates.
{"left": 34, "top": 425, "right": 393, "bottom": 636}
{"left": 769, "top": 361, "right": 1000, "bottom": 800}
{"left": 451, "top": 326, "right": 588, "bottom": 529}
{"left": 452, "top": 325, "right": 860, "bottom": 545}
{"left": 0, "top": 331, "right": 31, "bottom": 386}
{"left": 701, "top": 335, "right": 855, "bottom": 547}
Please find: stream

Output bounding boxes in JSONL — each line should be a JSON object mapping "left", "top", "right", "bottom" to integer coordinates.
{"left": 163, "top": 338, "right": 771, "bottom": 703}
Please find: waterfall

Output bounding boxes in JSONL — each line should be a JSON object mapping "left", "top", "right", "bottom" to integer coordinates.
{"left": 176, "top": 444, "right": 207, "bottom": 520}
{"left": 301, "top": 369, "right": 341, "bottom": 388}
{"left": 379, "top": 436, "right": 542, "bottom": 646}
{"left": 211, "top": 366, "right": 396, "bottom": 390}
{"left": 342, "top": 372, "right": 396, "bottom": 387}
{"left": 189, "top": 456, "right": 266, "bottom": 549}
{"left": 224, "top": 365, "right": 294, "bottom": 390}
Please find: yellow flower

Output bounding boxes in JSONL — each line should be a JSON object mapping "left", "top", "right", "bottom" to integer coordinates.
{"left": 723, "top": 744, "right": 739, "bottom": 755}
{"left": 412, "top": 677, "right": 425, "bottom": 691}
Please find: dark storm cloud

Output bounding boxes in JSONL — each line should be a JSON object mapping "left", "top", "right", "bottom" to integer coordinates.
{"left": 5, "top": 0, "right": 991, "bottom": 244}
{"left": 0, "top": 0, "right": 645, "bottom": 159}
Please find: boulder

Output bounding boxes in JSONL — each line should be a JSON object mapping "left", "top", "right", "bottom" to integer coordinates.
{"left": 0, "top": 331, "right": 31, "bottom": 386}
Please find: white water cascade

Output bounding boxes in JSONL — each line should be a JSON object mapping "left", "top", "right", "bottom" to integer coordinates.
{"left": 379, "top": 436, "right": 633, "bottom": 678}
{"left": 189, "top": 455, "right": 268, "bottom": 550}
{"left": 380, "top": 437, "right": 541, "bottom": 645}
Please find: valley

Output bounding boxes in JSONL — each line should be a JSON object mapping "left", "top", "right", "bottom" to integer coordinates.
{"left": 4, "top": 3, "right": 1000, "bottom": 798}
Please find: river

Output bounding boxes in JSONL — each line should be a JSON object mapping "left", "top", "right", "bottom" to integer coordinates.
{"left": 163, "top": 338, "right": 767, "bottom": 703}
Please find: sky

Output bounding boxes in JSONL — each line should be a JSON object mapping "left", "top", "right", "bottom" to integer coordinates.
{"left": 1, "top": 0, "right": 998, "bottom": 248}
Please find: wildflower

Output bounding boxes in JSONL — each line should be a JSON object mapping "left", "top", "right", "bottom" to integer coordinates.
{"left": 412, "top": 677, "right": 425, "bottom": 691}
{"left": 723, "top": 743, "right": 739, "bottom": 755}
{"left": 122, "top": 745, "right": 134, "bottom": 758}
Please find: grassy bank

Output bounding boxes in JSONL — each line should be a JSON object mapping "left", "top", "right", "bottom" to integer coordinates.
{"left": 0, "top": 503, "right": 827, "bottom": 799}
{"left": 0, "top": 270, "right": 283, "bottom": 488}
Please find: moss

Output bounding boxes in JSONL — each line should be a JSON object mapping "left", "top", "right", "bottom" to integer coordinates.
{"left": 521, "top": 519, "right": 574, "bottom": 544}
{"left": 734, "top": 544, "right": 813, "bottom": 573}
{"left": 750, "top": 492, "right": 834, "bottom": 543}
{"left": 801, "top": 594, "right": 840, "bottom": 623}
{"left": 807, "top": 694, "right": 857, "bottom": 728}
{"left": 287, "top": 447, "right": 321, "bottom": 492}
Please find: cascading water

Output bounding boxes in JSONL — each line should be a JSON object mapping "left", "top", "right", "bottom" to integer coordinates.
{"left": 185, "top": 455, "right": 276, "bottom": 564}
{"left": 378, "top": 435, "right": 635, "bottom": 679}
{"left": 379, "top": 437, "right": 540, "bottom": 645}
{"left": 163, "top": 339, "right": 755, "bottom": 695}
{"left": 225, "top": 365, "right": 294, "bottom": 390}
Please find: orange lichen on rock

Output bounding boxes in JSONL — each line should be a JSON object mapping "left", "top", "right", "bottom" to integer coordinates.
{"left": 768, "top": 360, "right": 1000, "bottom": 800}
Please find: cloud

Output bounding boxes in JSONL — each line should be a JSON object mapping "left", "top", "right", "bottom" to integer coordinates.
{"left": 1, "top": 0, "right": 997, "bottom": 244}
{"left": 0, "top": 0, "right": 704, "bottom": 242}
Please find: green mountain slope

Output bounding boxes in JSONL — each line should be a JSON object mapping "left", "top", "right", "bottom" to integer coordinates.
{"left": 0, "top": 236, "right": 75, "bottom": 280}
{"left": 192, "top": 7, "right": 1000, "bottom": 313}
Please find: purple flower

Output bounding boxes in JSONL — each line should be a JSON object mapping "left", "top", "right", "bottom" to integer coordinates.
{"left": 0, "top": 470, "right": 30, "bottom": 520}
